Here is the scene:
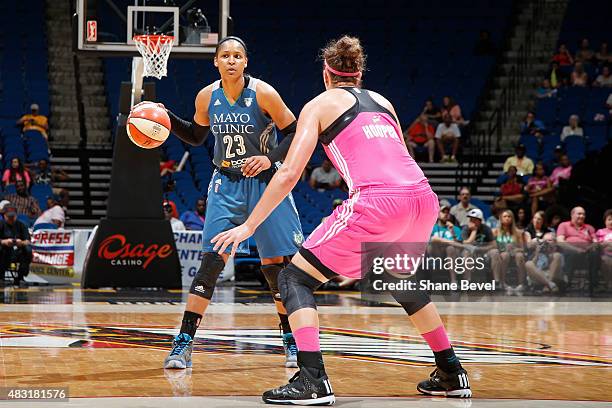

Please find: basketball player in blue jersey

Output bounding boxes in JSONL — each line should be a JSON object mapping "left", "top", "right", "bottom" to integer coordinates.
{"left": 154, "top": 37, "right": 303, "bottom": 369}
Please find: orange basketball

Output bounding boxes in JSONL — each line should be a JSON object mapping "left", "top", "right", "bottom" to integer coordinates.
{"left": 126, "top": 103, "right": 171, "bottom": 149}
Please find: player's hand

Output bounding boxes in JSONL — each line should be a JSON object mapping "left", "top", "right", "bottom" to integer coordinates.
{"left": 211, "top": 224, "right": 254, "bottom": 257}
{"left": 241, "top": 156, "right": 271, "bottom": 177}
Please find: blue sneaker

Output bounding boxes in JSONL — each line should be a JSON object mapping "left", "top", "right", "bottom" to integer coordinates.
{"left": 282, "top": 333, "right": 298, "bottom": 368}
{"left": 164, "top": 333, "right": 193, "bottom": 369}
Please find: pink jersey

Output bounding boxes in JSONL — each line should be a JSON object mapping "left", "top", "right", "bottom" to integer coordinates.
{"left": 319, "top": 88, "right": 426, "bottom": 194}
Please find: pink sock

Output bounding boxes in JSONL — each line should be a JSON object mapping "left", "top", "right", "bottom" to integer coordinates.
{"left": 293, "top": 326, "right": 320, "bottom": 352}
{"left": 421, "top": 325, "right": 451, "bottom": 352}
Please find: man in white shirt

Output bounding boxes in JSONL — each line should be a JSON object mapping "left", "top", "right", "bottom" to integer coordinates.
{"left": 560, "top": 114, "right": 583, "bottom": 141}
{"left": 309, "top": 159, "right": 341, "bottom": 191}
{"left": 435, "top": 114, "right": 461, "bottom": 163}
{"left": 450, "top": 187, "right": 477, "bottom": 226}
{"left": 34, "top": 196, "right": 65, "bottom": 228}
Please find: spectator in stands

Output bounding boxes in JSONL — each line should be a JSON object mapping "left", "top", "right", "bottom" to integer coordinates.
{"left": 607, "top": 93, "right": 612, "bottom": 115}
{"left": 560, "top": 114, "right": 584, "bottom": 141}
{"left": 30, "top": 159, "right": 70, "bottom": 208}
{"left": 575, "top": 38, "right": 595, "bottom": 64}
{"left": 2, "top": 158, "right": 31, "bottom": 189}
{"left": 435, "top": 114, "right": 460, "bottom": 163}
{"left": 594, "top": 65, "right": 612, "bottom": 87}
{"left": 430, "top": 202, "right": 463, "bottom": 285}
{"left": 546, "top": 61, "right": 568, "bottom": 88}
{"left": 491, "top": 209, "right": 527, "bottom": 293}
{"left": 503, "top": 144, "right": 534, "bottom": 176}
{"left": 16, "top": 103, "right": 48, "bottom": 139}
{"left": 499, "top": 166, "right": 525, "bottom": 209}
{"left": 550, "top": 154, "right": 572, "bottom": 187}
{"left": 595, "top": 42, "right": 611, "bottom": 65}
{"left": 405, "top": 114, "right": 435, "bottom": 163}
{"left": 570, "top": 62, "right": 589, "bottom": 87}
{"left": 595, "top": 209, "right": 612, "bottom": 291}
{"left": 160, "top": 158, "right": 177, "bottom": 177}
{"left": 4, "top": 180, "right": 41, "bottom": 222}
{"left": 309, "top": 158, "right": 341, "bottom": 191}
{"left": 460, "top": 208, "right": 496, "bottom": 282}
{"left": 180, "top": 198, "right": 206, "bottom": 231}
{"left": 474, "top": 30, "right": 496, "bottom": 56}
{"left": 441, "top": 96, "right": 468, "bottom": 126}
{"left": 486, "top": 201, "right": 505, "bottom": 230}
{"left": 163, "top": 200, "right": 185, "bottom": 231}
{"left": 0, "top": 203, "right": 33, "bottom": 286}
{"left": 520, "top": 111, "right": 546, "bottom": 139}
{"left": 516, "top": 208, "right": 528, "bottom": 230}
{"left": 34, "top": 196, "right": 65, "bottom": 229}
{"left": 535, "top": 79, "right": 557, "bottom": 98}
{"left": 450, "top": 187, "right": 477, "bottom": 226}
{"left": 525, "top": 211, "right": 555, "bottom": 244}
{"left": 525, "top": 232, "right": 561, "bottom": 293}
{"left": 526, "top": 163, "right": 555, "bottom": 215}
{"left": 422, "top": 98, "right": 442, "bottom": 125}
{"left": 552, "top": 43, "right": 574, "bottom": 66}
{"left": 557, "top": 207, "right": 596, "bottom": 250}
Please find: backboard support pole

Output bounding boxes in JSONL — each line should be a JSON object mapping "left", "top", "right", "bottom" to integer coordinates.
{"left": 130, "top": 57, "right": 145, "bottom": 108}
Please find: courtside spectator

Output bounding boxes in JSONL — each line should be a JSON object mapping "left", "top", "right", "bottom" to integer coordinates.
{"left": 525, "top": 232, "right": 562, "bottom": 293}
{"left": 4, "top": 180, "right": 41, "bottom": 222}
{"left": 460, "top": 208, "right": 496, "bottom": 282}
{"left": 473, "top": 30, "right": 496, "bottom": 56}
{"left": 593, "top": 66, "right": 612, "bottom": 87}
{"left": 526, "top": 163, "right": 555, "bottom": 215}
{"left": 525, "top": 211, "right": 555, "bottom": 243}
{"left": 34, "top": 196, "right": 65, "bottom": 229}
{"left": 557, "top": 207, "right": 596, "bottom": 244}
{"left": 435, "top": 114, "right": 461, "bottom": 163}
{"left": 595, "top": 42, "right": 611, "bottom": 64}
{"left": 536, "top": 79, "right": 557, "bottom": 98}
{"left": 552, "top": 43, "right": 574, "bottom": 66}
{"left": 491, "top": 209, "right": 527, "bottom": 293}
{"left": 0, "top": 203, "right": 33, "bottom": 286}
{"left": 405, "top": 114, "right": 435, "bottom": 163}
{"left": 309, "top": 158, "right": 341, "bottom": 191}
{"left": 503, "top": 144, "right": 534, "bottom": 176}
{"left": 441, "top": 96, "right": 468, "bottom": 126}
{"left": 422, "top": 98, "right": 442, "bottom": 125}
{"left": 570, "top": 62, "right": 589, "bottom": 87}
{"left": 430, "top": 201, "right": 463, "bottom": 285}
{"left": 595, "top": 209, "right": 612, "bottom": 291}
{"left": 550, "top": 154, "right": 572, "bottom": 187}
{"left": 575, "top": 38, "right": 594, "bottom": 63}
{"left": 450, "top": 187, "right": 477, "bottom": 226}
{"left": 2, "top": 158, "right": 31, "bottom": 188}
{"left": 17, "top": 103, "right": 49, "bottom": 139}
{"left": 163, "top": 200, "right": 185, "bottom": 231}
{"left": 520, "top": 111, "right": 546, "bottom": 138}
{"left": 180, "top": 198, "right": 206, "bottom": 231}
{"left": 561, "top": 115, "right": 583, "bottom": 141}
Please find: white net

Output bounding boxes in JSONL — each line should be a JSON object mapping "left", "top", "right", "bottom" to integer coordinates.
{"left": 133, "top": 35, "right": 174, "bottom": 79}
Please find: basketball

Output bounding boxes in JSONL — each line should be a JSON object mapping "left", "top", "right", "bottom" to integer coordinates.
{"left": 126, "top": 103, "right": 171, "bottom": 149}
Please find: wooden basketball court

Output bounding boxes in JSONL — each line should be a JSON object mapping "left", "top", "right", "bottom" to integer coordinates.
{"left": 1, "top": 287, "right": 611, "bottom": 407}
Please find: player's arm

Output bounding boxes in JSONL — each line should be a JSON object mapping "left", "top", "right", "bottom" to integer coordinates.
{"left": 212, "top": 98, "right": 321, "bottom": 256}
{"left": 241, "top": 81, "right": 297, "bottom": 177}
{"left": 165, "top": 86, "right": 212, "bottom": 146}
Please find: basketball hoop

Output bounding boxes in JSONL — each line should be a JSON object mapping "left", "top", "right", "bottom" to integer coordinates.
{"left": 133, "top": 34, "right": 174, "bottom": 79}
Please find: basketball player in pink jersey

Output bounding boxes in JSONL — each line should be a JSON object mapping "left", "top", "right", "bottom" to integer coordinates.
{"left": 212, "top": 36, "right": 471, "bottom": 405}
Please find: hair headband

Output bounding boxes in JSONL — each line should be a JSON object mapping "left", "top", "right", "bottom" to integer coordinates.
{"left": 324, "top": 61, "right": 360, "bottom": 77}
{"left": 216, "top": 36, "right": 248, "bottom": 54}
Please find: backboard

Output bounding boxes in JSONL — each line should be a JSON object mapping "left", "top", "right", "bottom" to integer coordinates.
{"left": 75, "top": 0, "right": 230, "bottom": 58}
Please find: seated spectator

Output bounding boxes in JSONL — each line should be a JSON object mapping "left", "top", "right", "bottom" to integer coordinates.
{"left": 526, "top": 163, "right": 555, "bottom": 215}
{"left": 160, "top": 158, "right": 177, "bottom": 177}
{"left": 570, "top": 62, "right": 589, "bottom": 87}
{"left": 430, "top": 202, "right": 463, "bottom": 285}
{"left": 0, "top": 203, "right": 33, "bottom": 286}
{"left": 3, "top": 158, "right": 31, "bottom": 189}
{"left": 535, "top": 79, "right": 557, "bottom": 98}
{"left": 405, "top": 114, "right": 435, "bottom": 163}
{"left": 4, "top": 180, "right": 41, "bottom": 223}
{"left": 546, "top": 61, "right": 568, "bottom": 88}
{"left": 473, "top": 30, "right": 496, "bottom": 56}
{"left": 163, "top": 200, "right": 185, "bottom": 231}
{"left": 607, "top": 93, "right": 612, "bottom": 116}
{"left": 546, "top": 145, "right": 564, "bottom": 173}
{"left": 30, "top": 159, "right": 70, "bottom": 208}
{"left": 525, "top": 232, "right": 562, "bottom": 293}
{"left": 499, "top": 166, "right": 525, "bottom": 208}
{"left": 491, "top": 209, "right": 527, "bottom": 293}
{"left": 575, "top": 38, "right": 594, "bottom": 63}
{"left": 34, "top": 196, "right": 66, "bottom": 229}
{"left": 557, "top": 206, "right": 596, "bottom": 245}
{"left": 17, "top": 103, "right": 48, "bottom": 139}
{"left": 460, "top": 208, "right": 497, "bottom": 282}
{"left": 557, "top": 207, "right": 599, "bottom": 287}
{"left": 550, "top": 154, "right": 572, "bottom": 187}
{"left": 516, "top": 207, "right": 528, "bottom": 229}
{"left": 593, "top": 65, "right": 612, "bottom": 87}
{"left": 520, "top": 111, "right": 546, "bottom": 138}
{"left": 309, "top": 159, "right": 341, "bottom": 191}
{"left": 180, "top": 198, "right": 206, "bottom": 231}
{"left": 560, "top": 114, "right": 583, "bottom": 141}
{"left": 595, "top": 42, "right": 611, "bottom": 65}
{"left": 486, "top": 201, "right": 505, "bottom": 230}
{"left": 551, "top": 43, "right": 574, "bottom": 66}
{"left": 525, "top": 211, "right": 555, "bottom": 244}
{"left": 450, "top": 187, "right": 477, "bottom": 226}
{"left": 595, "top": 209, "right": 612, "bottom": 291}
{"left": 441, "top": 96, "right": 468, "bottom": 126}
{"left": 503, "top": 144, "right": 534, "bottom": 176}
{"left": 434, "top": 114, "right": 461, "bottom": 163}
{"left": 422, "top": 98, "right": 442, "bottom": 125}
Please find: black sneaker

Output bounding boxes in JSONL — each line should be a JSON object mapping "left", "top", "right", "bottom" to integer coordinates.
{"left": 262, "top": 368, "right": 335, "bottom": 405}
{"left": 417, "top": 367, "right": 472, "bottom": 398}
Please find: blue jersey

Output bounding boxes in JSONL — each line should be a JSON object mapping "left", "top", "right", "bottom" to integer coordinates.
{"left": 209, "top": 76, "right": 278, "bottom": 173}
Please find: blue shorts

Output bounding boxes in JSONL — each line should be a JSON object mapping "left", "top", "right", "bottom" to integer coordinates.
{"left": 202, "top": 169, "right": 304, "bottom": 258}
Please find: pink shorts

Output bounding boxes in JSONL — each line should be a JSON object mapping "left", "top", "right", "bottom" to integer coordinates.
{"left": 301, "top": 181, "right": 439, "bottom": 279}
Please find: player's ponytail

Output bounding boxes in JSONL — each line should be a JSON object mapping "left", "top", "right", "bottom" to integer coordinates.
{"left": 321, "top": 35, "right": 366, "bottom": 84}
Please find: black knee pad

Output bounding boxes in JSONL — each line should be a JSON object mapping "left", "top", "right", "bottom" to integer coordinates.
{"left": 278, "top": 263, "right": 323, "bottom": 315}
{"left": 261, "top": 263, "right": 284, "bottom": 302}
{"left": 391, "top": 289, "right": 431, "bottom": 316}
{"left": 189, "top": 252, "right": 225, "bottom": 300}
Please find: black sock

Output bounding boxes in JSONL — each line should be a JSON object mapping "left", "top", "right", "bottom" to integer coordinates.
{"left": 278, "top": 313, "right": 291, "bottom": 334}
{"left": 433, "top": 347, "right": 462, "bottom": 373}
{"left": 180, "top": 311, "right": 202, "bottom": 338}
{"left": 298, "top": 351, "right": 326, "bottom": 378}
